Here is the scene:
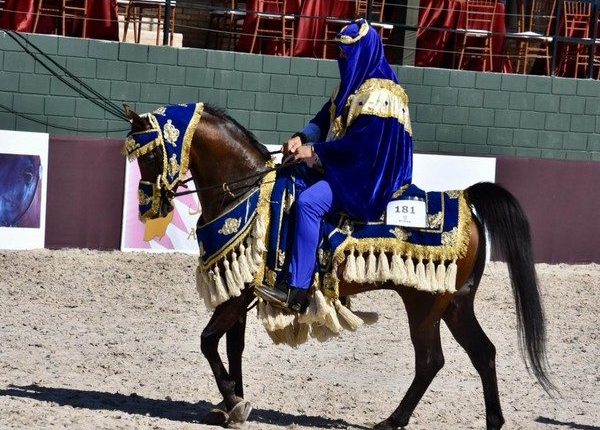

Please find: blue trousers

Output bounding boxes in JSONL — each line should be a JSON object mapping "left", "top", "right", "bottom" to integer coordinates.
{"left": 289, "top": 180, "right": 338, "bottom": 290}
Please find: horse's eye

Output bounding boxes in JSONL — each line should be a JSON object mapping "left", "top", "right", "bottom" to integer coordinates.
{"left": 22, "top": 170, "right": 34, "bottom": 184}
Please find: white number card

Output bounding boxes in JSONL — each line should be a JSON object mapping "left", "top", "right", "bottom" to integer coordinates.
{"left": 386, "top": 198, "right": 427, "bottom": 228}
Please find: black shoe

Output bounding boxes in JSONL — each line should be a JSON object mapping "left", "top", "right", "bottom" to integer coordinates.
{"left": 254, "top": 283, "right": 310, "bottom": 313}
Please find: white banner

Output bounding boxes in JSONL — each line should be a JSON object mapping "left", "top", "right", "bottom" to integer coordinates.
{"left": 0, "top": 130, "right": 49, "bottom": 250}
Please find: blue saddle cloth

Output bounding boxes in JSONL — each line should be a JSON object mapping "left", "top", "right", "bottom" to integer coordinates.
{"left": 262, "top": 165, "right": 471, "bottom": 294}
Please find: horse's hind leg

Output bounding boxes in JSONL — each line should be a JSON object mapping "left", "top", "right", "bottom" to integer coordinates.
{"left": 374, "top": 290, "right": 446, "bottom": 430}
{"left": 200, "top": 290, "right": 254, "bottom": 411}
{"left": 443, "top": 289, "right": 504, "bottom": 430}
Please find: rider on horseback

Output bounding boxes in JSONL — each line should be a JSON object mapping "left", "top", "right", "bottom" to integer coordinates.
{"left": 255, "top": 18, "right": 414, "bottom": 312}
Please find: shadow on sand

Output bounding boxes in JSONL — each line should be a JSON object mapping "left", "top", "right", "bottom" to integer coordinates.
{"left": 536, "top": 417, "right": 600, "bottom": 430}
{"left": 0, "top": 384, "right": 368, "bottom": 429}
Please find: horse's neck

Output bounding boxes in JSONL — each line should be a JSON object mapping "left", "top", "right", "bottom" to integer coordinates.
{"left": 189, "top": 114, "right": 269, "bottom": 222}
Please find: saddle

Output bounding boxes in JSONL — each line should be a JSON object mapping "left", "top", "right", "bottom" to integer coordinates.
{"left": 194, "top": 163, "right": 471, "bottom": 346}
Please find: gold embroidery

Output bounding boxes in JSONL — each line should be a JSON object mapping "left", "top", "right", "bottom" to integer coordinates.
{"left": 265, "top": 269, "right": 277, "bottom": 287}
{"left": 138, "top": 189, "right": 152, "bottom": 206}
{"left": 153, "top": 107, "right": 166, "bottom": 116}
{"left": 163, "top": 119, "right": 180, "bottom": 147}
{"left": 389, "top": 227, "right": 410, "bottom": 241}
{"left": 441, "top": 227, "right": 458, "bottom": 246}
{"left": 427, "top": 212, "right": 443, "bottom": 229}
{"left": 319, "top": 249, "right": 332, "bottom": 267}
{"left": 446, "top": 190, "right": 460, "bottom": 199}
{"left": 331, "top": 78, "right": 412, "bottom": 138}
{"left": 218, "top": 217, "right": 242, "bottom": 235}
{"left": 168, "top": 153, "right": 180, "bottom": 177}
{"left": 392, "top": 184, "right": 410, "bottom": 199}
{"left": 341, "top": 219, "right": 354, "bottom": 235}
{"left": 335, "top": 20, "right": 369, "bottom": 44}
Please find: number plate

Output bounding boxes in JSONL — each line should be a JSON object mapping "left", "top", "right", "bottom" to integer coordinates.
{"left": 386, "top": 199, "right": 427, "bottom": 228}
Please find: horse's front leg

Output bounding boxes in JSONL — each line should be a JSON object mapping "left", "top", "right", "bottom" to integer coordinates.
{"left": 226, "top": 302, "right": 249, "bottom": 398}
{"left": 374, "top": 289, "right": 446, "bottom": 430}
{"left": 201, "top": 289, "right": 254, "bottom": 424}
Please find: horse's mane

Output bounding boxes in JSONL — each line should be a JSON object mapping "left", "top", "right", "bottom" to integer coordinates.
{"left": 204, "top": 104, "right": 272, "bottom": 160}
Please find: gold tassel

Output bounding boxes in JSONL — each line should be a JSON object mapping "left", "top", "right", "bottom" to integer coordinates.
{"left": 206, "top": 269, "right": 220, "bottom": 309}
{"left": 313, "top": 289, "right": 331, "bottom": 321}
{"left": 223, "top": 259, "right": 241, "bottom": 297}
{"left": 366, "top": 246, "right": 377, "bottom": 283}
{"left": 323, "top": 297, "right": 342, "bottom": 334}
{"left": 212, "top": 265, "right": 230, "bottom": 305}
{"left": 195, "top": 265, "right": 212, "bottom": 310}
{"left": 298, "top": 290, "right": 320, "bottom": 325}
{"left": 244, "top": 241, "right": 258, "bottom": 272}
{"left": 435, "top": 262, "right": 447, "bottom": 293}
{"left": 343, "top": 248, "right": 357, "bottom": 282}
{"left": 390, "top": 252, "right": 407, "bottom": 285}
{"left": 426, "top": 257, "right": 437, "bottom": 292}
{"left": 405, "top": 255, "right": 417, "bottom": 286}
{"left": 252, "top": 214, "right": 266, "bottom": 239}
{"left": 376, "top": 251, "right": 391, "bottom": 283}
{"left": 445, "top": 259, "right": 458, "bottom": 293}
{"left": 334, "top": 299, "right": 364, "bottom": 331}
{"left": 355, "top": 251, "right": 366, "bottom": 282}
{"left": 237, "top": 245, "right": 254, "bottom": 283}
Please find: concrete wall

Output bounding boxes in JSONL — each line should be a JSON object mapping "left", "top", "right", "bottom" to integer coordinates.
{"left": 1, "top": 32, "right": 599, "bottom": 161}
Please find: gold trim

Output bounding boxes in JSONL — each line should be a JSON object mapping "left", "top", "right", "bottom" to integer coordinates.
{"left": 335, "top": 20, "right": 370, "bottom": 44}
{"left": 328, "top": 192, "right": 472, "bottom": 295}
{"left": 179, "top": 103, "right": 204, "bottom": 187}
{"left": 251, "top": 167, "right": 277, "bottom": 287}
{"left": 331, "top": 79, "right": 412, "bottom": 138}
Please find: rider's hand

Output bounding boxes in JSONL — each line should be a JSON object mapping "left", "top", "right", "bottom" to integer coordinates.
{"left": 293, "top": 145, "right": 318, "bottom": 168}
{"left": 283, "top": 136, "right": 303, "bottom": 157}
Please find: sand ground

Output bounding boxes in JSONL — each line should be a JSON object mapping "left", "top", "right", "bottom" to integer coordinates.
{"left": 0, "top": 249, "right": 598, "bottom": 429}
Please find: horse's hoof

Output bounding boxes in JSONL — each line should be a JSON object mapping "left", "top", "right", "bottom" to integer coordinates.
{"left": 372, "top": 419, "right": 399, "bottom": 430}
{"left": 204, "top": 401, "right": 229, "bottom": 426}
{"left": 226, "top": 400, "right": 252, "bottom": 428}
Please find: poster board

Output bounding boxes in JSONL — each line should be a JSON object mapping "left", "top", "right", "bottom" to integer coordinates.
{"left": 0, "top": 130, "right": 49, "bottom": 250}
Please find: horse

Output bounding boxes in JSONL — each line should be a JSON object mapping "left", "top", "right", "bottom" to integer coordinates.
{"left": 123, "top": 103, "right": 552, "bottom": 430}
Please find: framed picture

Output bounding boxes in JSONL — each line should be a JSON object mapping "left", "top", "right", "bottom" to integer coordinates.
{"left": 0, "top": 130, "right": 49, "bottom": 249}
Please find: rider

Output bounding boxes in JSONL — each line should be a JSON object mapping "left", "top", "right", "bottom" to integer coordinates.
{"left": 255, "top": 19, "right": 414, "bottom": 312}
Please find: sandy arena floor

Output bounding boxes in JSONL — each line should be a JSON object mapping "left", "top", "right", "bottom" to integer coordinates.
{"left": 0, "top": 249, "right": 598, "bottom": 429}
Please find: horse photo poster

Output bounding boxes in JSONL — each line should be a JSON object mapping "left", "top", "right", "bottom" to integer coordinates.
{"left": 0, "top": 130, "right": 49, "bottom": 249}
{"left": 120, "top": 160, "right": 201, "bottom": 254}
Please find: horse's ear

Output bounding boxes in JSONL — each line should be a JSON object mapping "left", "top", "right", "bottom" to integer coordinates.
{"left": 123, "top": 104, "right": 147, "bottom": 131}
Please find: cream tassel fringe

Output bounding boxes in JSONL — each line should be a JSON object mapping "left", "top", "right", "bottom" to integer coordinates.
{"left": 223, "top": 259, "right": 242, "bottom": 297}
{"left": 230, "top": 252, "right": 244, "bottom": 287}
{"left": 365, "top": 247, "right": 377, "bottom": 283}
{"left": 415, "top": 257, "right": 430, "bottom": 291}
{"left": 390, "top": 252, "right": 408, "bottom": 285}
{"left": 244, "top": 242, "right": 258, "bottom": 272}
{"left": 376, "top": 251, "right": 391, "bottom": 283}
{"left": 196, "top": 265, "right": 211, "bottom": 310}
{"left": 212, "top": 266, "right": 230, "bottom": 305}
{"left": 445, "top": 259, "right": 458, "bottom": 293}
{"left": 435, "top": 262, "right": 447, "bottom": 293}
{"left": 334, "top": 299, "right": 364, "bottom": 331}
{"left": 343, "top": 248, "right": 357, "bottom": 282}
{"left": 405, "top": 255, "right": 417, "bottom": 286}
{"left": 426, "top": 257, "right": 437, "bottom": 292}
{"left": 236, "top": 247, "right": 254, "bottom": 283}
{"left": 355, "top": 252, "right": 366, "bottom": 282}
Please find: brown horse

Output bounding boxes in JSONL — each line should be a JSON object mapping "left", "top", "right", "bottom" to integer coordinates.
{"left": 124, "top": 103, "right": 552, "bottom": 429}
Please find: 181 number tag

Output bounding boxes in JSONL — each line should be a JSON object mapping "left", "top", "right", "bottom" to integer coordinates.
{"left": 386, "top": 199, "right": 427, "bottom": 228}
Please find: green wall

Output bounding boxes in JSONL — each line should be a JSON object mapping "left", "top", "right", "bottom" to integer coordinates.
{"left": 1, "top": 32, "right": 599, "bottom": 161}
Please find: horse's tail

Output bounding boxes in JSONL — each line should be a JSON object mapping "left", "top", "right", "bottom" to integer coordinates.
{"left": 465, "top": 182, "right": 554, "bottom": 393}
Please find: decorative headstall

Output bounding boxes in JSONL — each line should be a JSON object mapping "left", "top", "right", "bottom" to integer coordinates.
{"left": 123, "top": 103, "right": 204, "bottom": 219}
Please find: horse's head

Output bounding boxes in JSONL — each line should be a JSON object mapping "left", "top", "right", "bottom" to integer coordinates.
{"left": 123, "top": 104, "right": 175, "bottom": 220}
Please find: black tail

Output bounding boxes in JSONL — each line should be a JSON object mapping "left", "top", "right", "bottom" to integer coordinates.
{"left": 466, "top": 182, "right": 554, "bottom": 392}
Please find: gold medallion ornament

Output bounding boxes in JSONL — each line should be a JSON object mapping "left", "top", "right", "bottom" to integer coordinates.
{"left": 389, "top": 226, "right": 410, "bottom": 241}
{"left": 218, "top": 217, "right": 242, "bottom": 235}
{"left": 427, "top": 212, "right": 443, "bottom": 229}
{"left": 163, "top": 119, "right": 180, "bottom": 147}
{"left": 168, "top": 153, "right": 180, "bottom": 177}
{"left": 153, "top": 107, "right": 166, "bottom": 116}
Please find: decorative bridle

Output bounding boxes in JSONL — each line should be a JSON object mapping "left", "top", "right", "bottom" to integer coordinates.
{"left": 123, "top": 103, "right": 288, "bottom": 220}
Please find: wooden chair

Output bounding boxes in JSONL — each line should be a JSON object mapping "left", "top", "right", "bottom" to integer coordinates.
{"left": 249, "top": 0, "right": 295, "bottom": 56}
{"left": 455, "top": 0, "right": 498, "bottom": 71}
{"left": 514, "top": 0, "right": 557, "bottom": 74}
{"left": 33, "top": 0, "right": 62, "bottom": 34}
{"left": 63, "top": 0, "right": 88, "bottom": 38}
{"left": 323, "top": 0, "right": 392, "bottom": 59}
{"left": 561, "top": 0, "right": 594, "bottom": 78}
{"left": 207, "top": 0, "right": 246, "bottom": 50}
{"left": 122, "top": 0, "right": 177, "bottom": 46}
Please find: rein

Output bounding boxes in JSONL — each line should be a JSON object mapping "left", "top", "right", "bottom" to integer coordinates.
{"left": 171, "top": 154, "right": 296, "bottom": 200}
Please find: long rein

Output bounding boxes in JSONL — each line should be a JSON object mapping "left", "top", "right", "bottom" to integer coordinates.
{"left": 167, "top": 150, "right": 298, "bottom": 200}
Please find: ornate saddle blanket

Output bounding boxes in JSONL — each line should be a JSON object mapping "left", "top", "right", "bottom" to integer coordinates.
{"left": 194, "top": 164, "right": 471, "bottom": 346}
